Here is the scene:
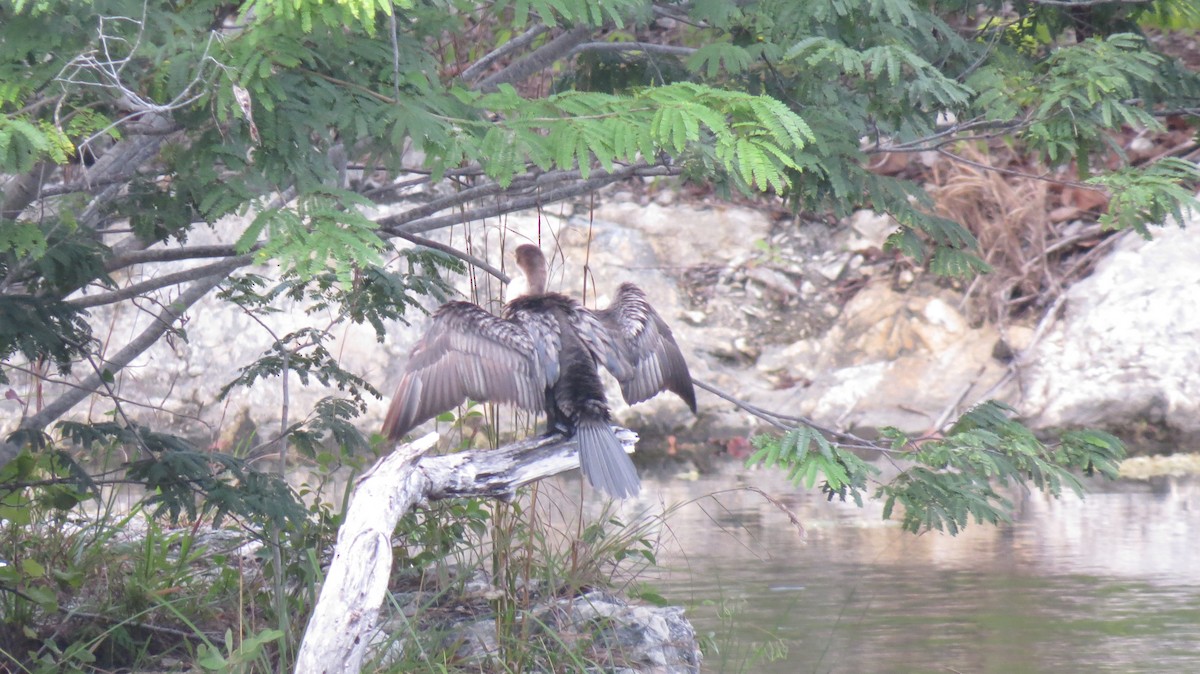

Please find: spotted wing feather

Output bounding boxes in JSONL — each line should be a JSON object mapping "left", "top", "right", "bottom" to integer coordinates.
{"left": 382, "top": 301, "right": 549, "bottom": 441}
{"left": 593, "top": 283, "right": 697, "bottom": 412}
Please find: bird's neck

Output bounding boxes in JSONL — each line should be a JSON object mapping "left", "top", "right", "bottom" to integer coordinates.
{"left": 524, "top": 266, "right": 547, "bottom": 295}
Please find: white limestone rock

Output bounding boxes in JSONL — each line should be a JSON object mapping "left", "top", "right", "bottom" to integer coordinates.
{"left": 1021, "top": 221, "right": 1200, "bottom": 433}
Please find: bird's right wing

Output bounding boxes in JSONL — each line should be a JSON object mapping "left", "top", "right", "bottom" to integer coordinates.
{"left": 382, "top": 302, "right": 549, "bottom": 441}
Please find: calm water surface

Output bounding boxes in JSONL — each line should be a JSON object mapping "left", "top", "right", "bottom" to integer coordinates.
{"left": 626, "top": 466, "right": 1200, "bottom": 674}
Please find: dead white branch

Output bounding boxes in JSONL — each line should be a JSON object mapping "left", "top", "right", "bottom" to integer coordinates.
{"left": 294, "top": 426, "right": 639, "bottom": 674}
{"left": 54, "top": 11, "right": 226, "bottom": 151}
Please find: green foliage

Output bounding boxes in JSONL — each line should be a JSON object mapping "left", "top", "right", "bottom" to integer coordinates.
{"left": 237, "top": 189, "right": 387, "bottom": 282}
{"left": 290, "top": 396, "right": 373, "bottom": 458}
{"left": 492, "top": 0, "right": 641, "bottom": 28}
{"left": 0, "top": 117, "right": 71, "bottom": 173}
{"left": 0, "top": 448, "right": 92, "bottom": 529}
{"left": 1089, "top": 158, "right": 1200, "bottom": 234}
{"left": 1140, "top": 0, "right": 1200, "bottom": 28}
{"left": 745, "top": 425, "right": 878, "bottom": 506}
{"left": 0, "top": 0, "right": 1192, "bottom": 385}
{"left": 392, "top": 498, "right": 492, "bottom": 573}
{"left": 29, "top": 232, "right": 112, "bottom": 297}
{"left": 687, "top": 43, "right": 755, "bottom": 78}
{"left": 453, "top": 81, "right": 813, "bottom": 191}
{"left": 55, "top": 420, "right": 309, "bottom": 529}
{"left": 878, "top": 402, "right": 1124, "bottom": 534}
{"left": 0, "top": 222, "right": 47, "bottom": 259}
{"left": 247, "top": 0, "right": 403, "bottom": 34}
{"left": 672, "top": 0, "right": 1200, "bottom": 263}
{"left": 751, "top": 402, "right": 1126, "bottom": 535}
{"left": 118, "top": 178, "right": 199, "bottom": 246}
{"left": 0, "top": 296, "right": 94, "bottom": 385}
{"left": 196, "top": 628, "right": 284, "bottom": 672}
{"left": 218, "top": 327, "right": 380, "bottom": 410}
{"left": 1014, "top": 34, "right": 1167, "bottom": 166}
{"left": 288, "top": 248, "right": 461, "bottom": 338}
{"left": 0, "top": 468, "right": 314, "bottom": 673}
{"left": 698, "top": 597, "right": 790, "bottom": 674}
{"left": 0, "top": 0, "right": 1189, "bottom": 667}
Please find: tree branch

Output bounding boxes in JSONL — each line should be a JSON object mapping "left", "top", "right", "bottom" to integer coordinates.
{"left": 76, "top": 133, "right": 172, "bottom": 231}
{"left": 392, "top": 232, "right": 510, "bottom": 283}
{"left": 379, "top": 165, "right": 609, "bottom": 230}
{"left": 692, "top": 379, "right": 891, "bottom": 453}
{"left": 567, "top": 42, "right": 697, "bottom": 58}
{"left": 104, "top": 244, "right": 248, "bottom": 272}
{"left": 476, "top": 25, "right": 594, "bottom": 92}
{"left": 18, "top": 270, "right": 230, "bottom": 434}
{"left": 33, "top": 170, "right": 150, "bottom": 199}
{"left": 460, "top": 24, "right": 550, "bottom": 84}
{"left": 1029, "top": 0, "right": 1152, "bottom": 5}
{"left": 1, "top": 161, "right": 55, "bottom": 221}
{"left": 69, "top": 255, "right": 254, "bottom": 309}
{"left": 385, "top": 164, "right": 681, "bottom": 235}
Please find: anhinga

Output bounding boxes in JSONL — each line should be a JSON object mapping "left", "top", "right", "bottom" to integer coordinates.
{"left": 382, "top": 244, "right": 695, "bottom": 498}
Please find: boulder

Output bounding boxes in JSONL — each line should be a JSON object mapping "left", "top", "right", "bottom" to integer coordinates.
{"left": 1020, "top": 221, "right": 1200, "bottom": 435}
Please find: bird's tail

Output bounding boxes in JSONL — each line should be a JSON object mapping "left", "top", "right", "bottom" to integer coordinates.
{"left": 576, "top": 417, "right": 640, "bottom": 499}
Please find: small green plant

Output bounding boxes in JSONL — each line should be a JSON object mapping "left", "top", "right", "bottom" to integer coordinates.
{"left": 195, "top": 628, "right": 285, "bottom": 673}
{"left": 698, "top": 597, "right": 790, "bottom": 674}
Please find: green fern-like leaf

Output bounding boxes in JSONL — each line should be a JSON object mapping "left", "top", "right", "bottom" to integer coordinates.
{"left": 0, "top": 222, "right": 48, "bottom": 259}
{"left": 746, "top": 424, "right": 879, "bottom": 496}
{"left": 878, "top": 401, "right": 1126, "bottom": 534}
{"left": 686, "top": 42, "right": 754, "bottom": 77}
{"left": 929, "top": 247, "right": 992, "bottom": 278}
{"left": 1088, "top": 158, "right": 1200, "bottom": 235}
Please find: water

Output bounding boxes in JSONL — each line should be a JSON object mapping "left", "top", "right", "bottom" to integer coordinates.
{"left": 630, "top": 466, "right": 1200, "bottom": 674}
{"left": 87, "top": 453, "right": 1198, "bottom": 672}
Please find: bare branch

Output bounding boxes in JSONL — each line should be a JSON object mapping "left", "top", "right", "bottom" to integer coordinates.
{"left": 2, "top": 361, "right": 213, "bottom": 430}
{"left": 651, "top": 3, "right": 709, "bottom": 28}
{"left": 104, "top": 244, "right": 247, "bottom": 272}
{"left": 296, "top": 428, "right": 638, "bottom": 673}
{"left": 387, "top": 7, "right": 402, "bottom": 102}
{"left": 392, "top": 232, "right": 510, "bottom": 283}
{"left": 19, "top": 270, "right": 230, "bottom": 433}
{"left": 934, "top": 147, "right": 1099, "bottom": 190}
{"left": 567, "top": 42, "right": 697, "bottom": 58}
{"left": 76, "top": 134, "right": 172, "bottom": 230}
{"left": 1029, "top": 0, "right": 1152, "bottom": 5}
{"left": 28, "top": 170, "right": 148, "bottom": 199}
{"left": 865, "top": 115, "right": 1030, "bottom": 154}
{"left": 385, "top": 163, "right": 681, "bottom": 235}
{"left": 55, "top": 13, "right": 225, "bottom": 151}
{"left": 475, "top": 25, "right": 593, "bottom": 92}
{"left": 68, "top": 610, "right": 223, "bottom": 644}
{"left": 1, "top": 161, "right": 55, "bottom": 221}
{"left": 460, "top": 24, "right": 550, "bottom": 84}
{"left": 69, "top": 254, "right": 254, "bottom": 309}
{"left": 379, "top": 165, "right": 608, "bottom": 230}
{"left": 693, "top": 379, "right": 892, "bottom": 453}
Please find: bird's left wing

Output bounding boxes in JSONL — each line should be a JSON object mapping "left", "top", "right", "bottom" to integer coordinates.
{"left": 589, "top": 283, "right": 697, "bottom": 412}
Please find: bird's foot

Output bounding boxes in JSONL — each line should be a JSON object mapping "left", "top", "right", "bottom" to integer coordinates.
{"left": 540, "top": 420, "right": 574, "bottom": 439}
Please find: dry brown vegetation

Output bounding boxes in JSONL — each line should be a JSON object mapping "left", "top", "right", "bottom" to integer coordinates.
{"left": 925, "top": 144, "right": 1108, "bottom": 326}
{"left": 905, "top": 119, "right": 1198, "bottom": 327}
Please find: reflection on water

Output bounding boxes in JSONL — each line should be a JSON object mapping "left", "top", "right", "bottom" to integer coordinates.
{"left": 626, "top": 465, "right": 1200, "bottom": 674}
